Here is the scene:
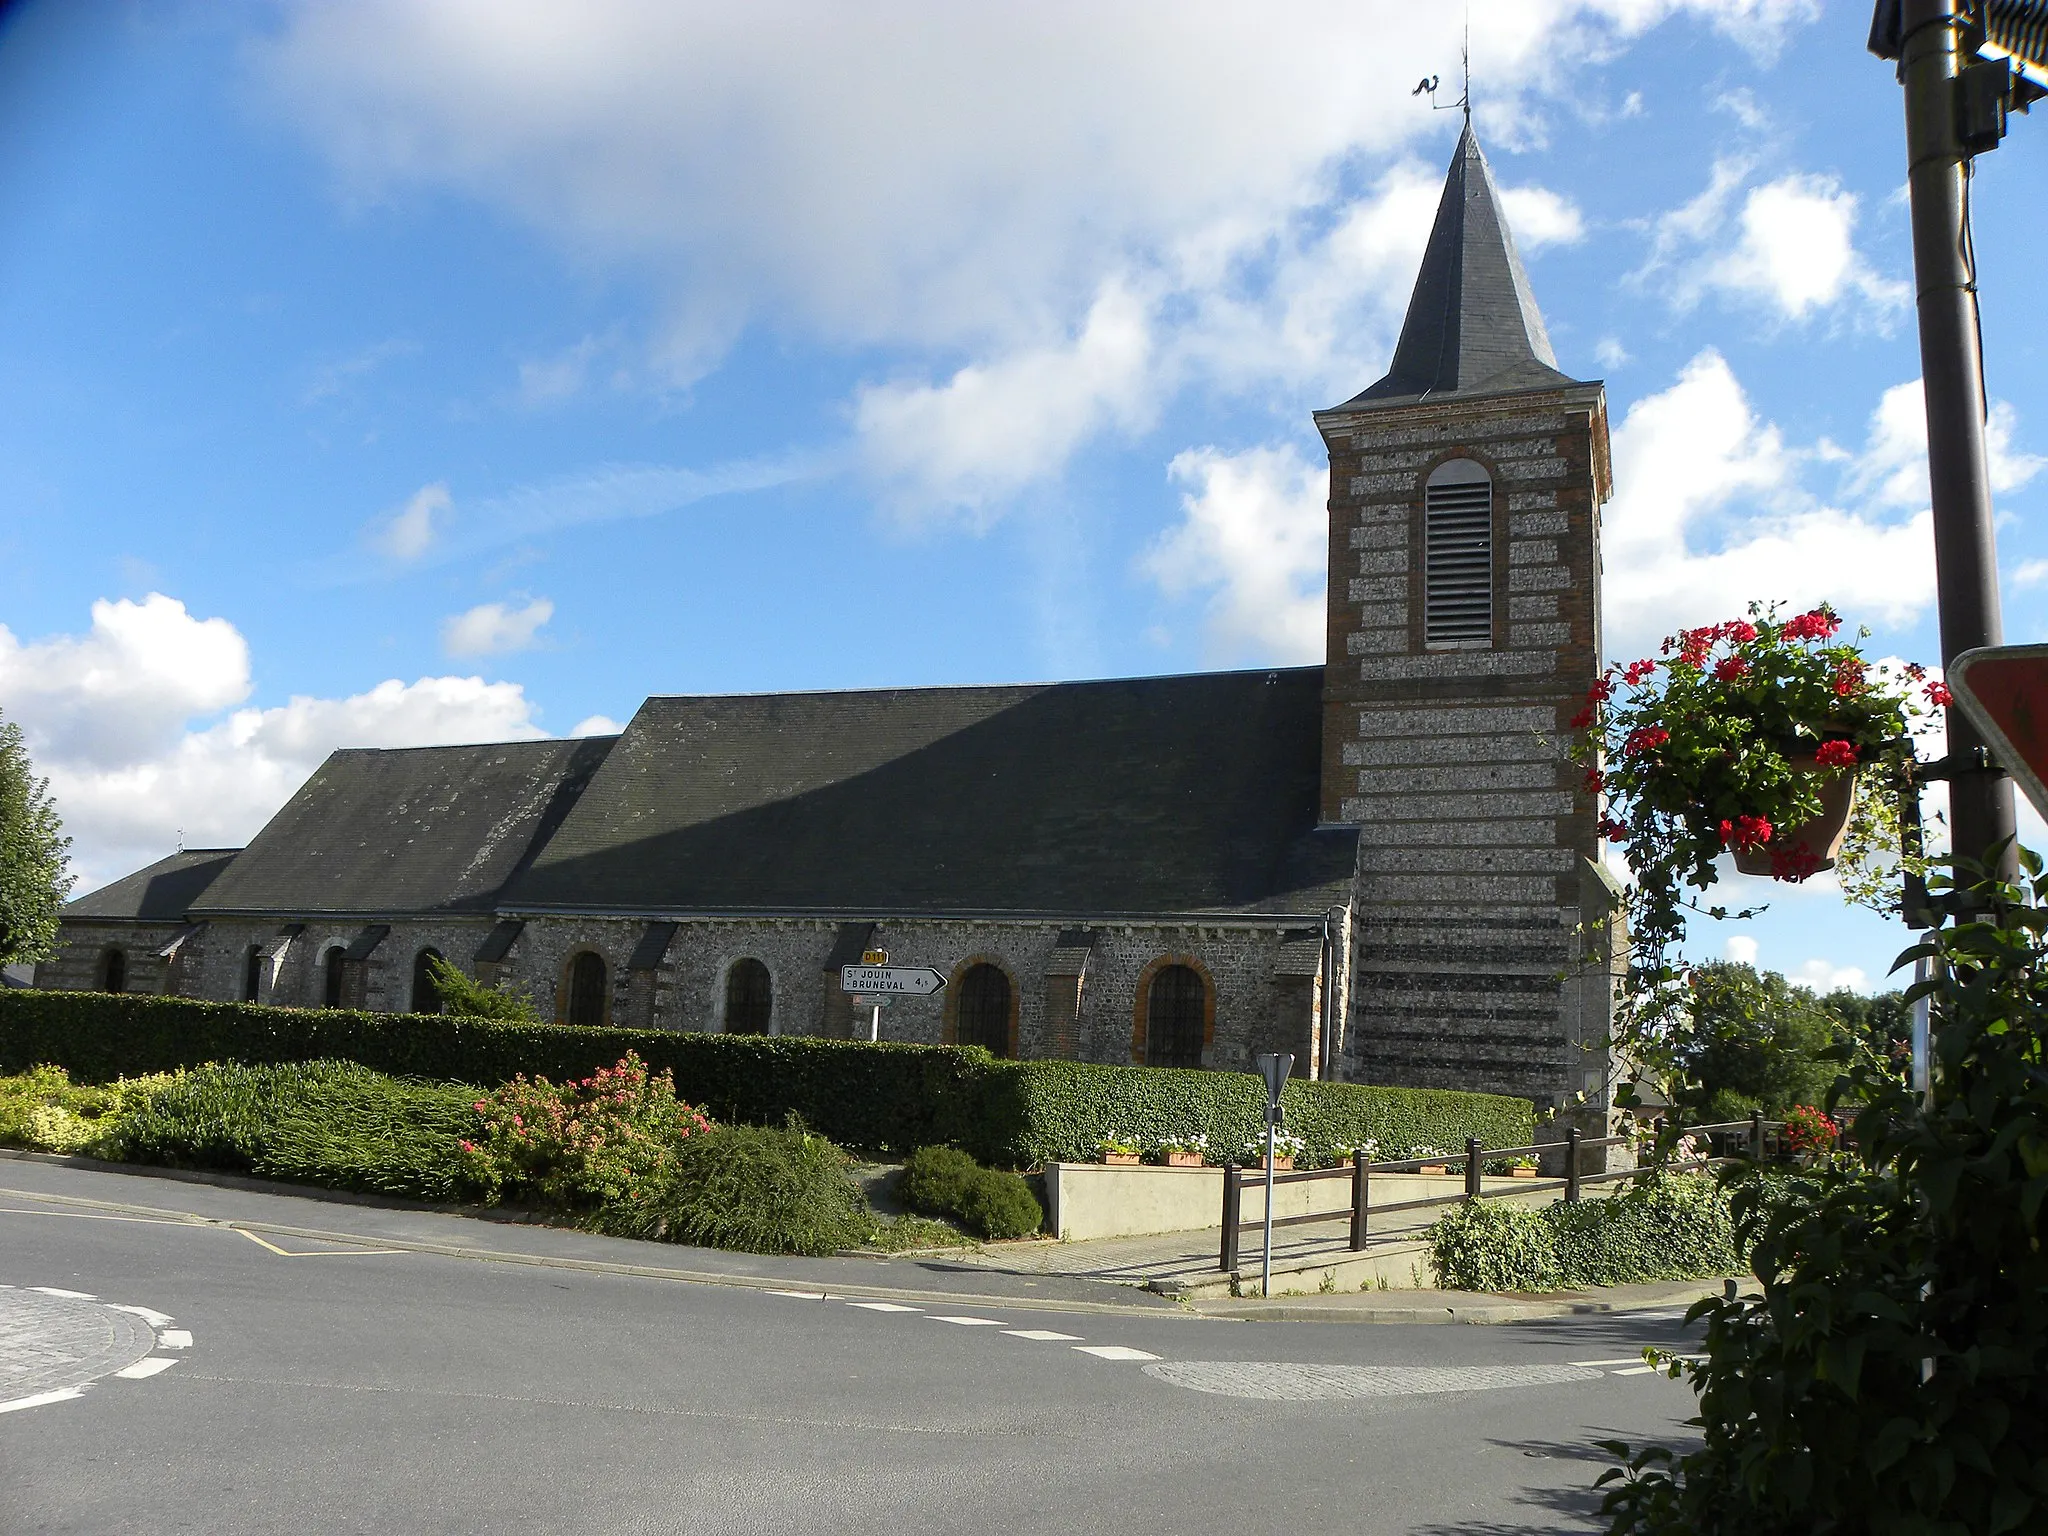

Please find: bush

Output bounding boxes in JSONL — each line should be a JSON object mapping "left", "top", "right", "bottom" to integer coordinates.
{"left": 591, "top": 1122, "right": 871, "bottom": 1256}
{"left": 898, "top": 1145, "right": 980, "bottom": 1215}
{"left": 898, "top": 1144, "right": 1042, "bottom": 1239}
{"left": 108, "top": 1060, "right": 489, "bottom": 1203}
{"left": 0, "top": 990, "right": 1533, "bottom": 1168}
{"left": 0, "top": 1064, "right": 166, "bottom": 1154}
{"left": 1430, "top": 1173, "right": 1744, "bottom": 1292}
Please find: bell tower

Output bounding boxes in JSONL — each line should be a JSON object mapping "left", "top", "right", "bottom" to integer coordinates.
{"left": 1316, "top": 125, "right": 1615, "bottom": 1111}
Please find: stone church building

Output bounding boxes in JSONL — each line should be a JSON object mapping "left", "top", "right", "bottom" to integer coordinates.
{"left": 37, "top": 128, "right": 1620, "bottom": 1112}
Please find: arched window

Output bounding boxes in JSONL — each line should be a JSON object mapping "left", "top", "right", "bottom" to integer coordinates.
{"left": 723, "top": 958, "right": 773, "bottom": 1034}
{"left": 323, "top": 947, "right": 347, "bottom": 1009}
{"left": 98, "top": 947, "right": 127, "bottom": 994}
{"left": 242, "top": 946, "right": 264, "bottom": 1003}
{"left": 566, "top": 951, "right": 608, "bottom": 1027}
{"left": 956, "top": 963, "right": 1012, "bottom": 1057}
{"left": 1424, "top": 458, "right": 1493, "bottom": 649}
{"left": 1145, "top": 964, "right": 1206, "bottom": 1069}
{"left": 411, "top": 948, "right": 445, "bottom": 1015}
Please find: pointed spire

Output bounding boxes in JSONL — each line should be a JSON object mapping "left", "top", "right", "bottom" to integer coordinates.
{"left": 1339, "top": 125, "right": 1579, "bottom": 409}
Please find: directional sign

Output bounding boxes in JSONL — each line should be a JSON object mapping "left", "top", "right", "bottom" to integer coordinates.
{"left": 1947, "top": 644, "right": 2048, "bottom": 821}
{"left": 840, "top": 965, "right": 946, "bottom": 997}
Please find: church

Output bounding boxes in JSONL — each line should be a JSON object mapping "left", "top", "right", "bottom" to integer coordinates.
{"left": 36, "top": 127, "right": 1621, "bottom": 1113}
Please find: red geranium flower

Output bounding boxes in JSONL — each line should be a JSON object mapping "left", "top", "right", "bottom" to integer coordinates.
{"left": 1712, "top": 656, "right": 1750, "bottom": 682}
{"left": 1623, "top": 726, "right": 1670, "bottom": 757}
{"left": 1719, "top": 620, "right": 1758, "bottom": 644}
{"left": 1623, "top": 658, "right": 1657, "bottom": 685}
{"left": 1925, "top": 680, "right": 1954, "bottom": 708}
{"left": 1583, "top": 767, "right": 1605, "bottom": 795}
{"left": 1813, "top": 740, "right": 1859, "bottom": 768}
{"left": 1717, "top": 815, "right": 1773, "bottom": 852}
{"left": 1569, "top": 704, "right": 1595, "bottom": 730}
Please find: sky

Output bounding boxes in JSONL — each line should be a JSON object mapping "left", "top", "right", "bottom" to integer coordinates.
{"left": 1, "top": 0, "right": 2044, "bottom": 997}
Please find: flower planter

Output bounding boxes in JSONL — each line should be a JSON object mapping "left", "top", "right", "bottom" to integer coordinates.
{"left": 1509, "top": 1166, "right": 1538, "bottom": 1179}
{"left": 1263, "top": 1156, "right": 1294, "bottom": 1171}
{"left": 1101, "top": 1152, "right": 1140, "bottom": 1166}
{"left": 1731, "top": 755, "right": 1859, "bottom": 877}
{"left": 1164, "top": 1151, "right": 1204, "bottom": 1168}
{"left": 1416, "top": 1163, "right": 1448, "bottom": 1175}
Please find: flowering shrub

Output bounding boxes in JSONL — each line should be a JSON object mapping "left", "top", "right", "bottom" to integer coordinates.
{"left": 1571, "top": 603, "right": 1937, "bottom": 1045}
{"left": 1240, "top": 1131, "right": 1306, "bottom": 1163}
{"left": 1151, "top": 1131, "right": 1209, "bottom": 1162}
{"left": 1780, "top": 1103, "right": 1838, "bottom": 1157}
{"left": 456, "top": 1052, "right": 712, "bottom": 1207}
{"left": 1095, "top": 1133, "right": 1141, "bottom": 1159}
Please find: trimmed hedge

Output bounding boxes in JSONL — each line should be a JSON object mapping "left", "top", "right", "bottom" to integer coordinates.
{"left": 1428, "top": 1172, "right": 1746, "bottom": 1291}
{"left": 0, "top": 989, "right": 1532, "bottom": 1166}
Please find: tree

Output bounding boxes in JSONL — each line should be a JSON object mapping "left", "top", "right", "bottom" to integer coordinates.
{"left": 423, "top": 954, "right": 541, "bottom": 1023}
{"left": 0, "top": 711, "right": 72, "bottom": 966}
{"left": 1666, "top": 963, "right": 1845, "bottom": 1123}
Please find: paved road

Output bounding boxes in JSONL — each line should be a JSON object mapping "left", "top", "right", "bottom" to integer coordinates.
{"left": 1, "top": 1162, "right": 1699, "bottom": 1535}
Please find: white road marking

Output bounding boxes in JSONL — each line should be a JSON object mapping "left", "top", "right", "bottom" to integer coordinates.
{"left": 845, "top": 1301, "right": 921, "bottom": 1312}
{"left": 29, "top": 1288, "right": 97, "bottom": 1300}
{"left": 929, "top": 1316, "right": 1007, "bottom": 1326}
{"left": 109, "top": 1304, "right": 175, "bottom": 1328}
{"left": 766, "top": 1290, "right": 828, "bottom": 1300}
{"left": 1074, "top": 1346, "right": 1159, "bottom": 1361}
{"left": 114, "top": 1358, "right": 178, "bottom": 1380}
{"left": 156, "top": 1330, "right": 194, "bottom": 1350}
{"left": 1611, "top": 1365, "right": 1662, "bottom": 1376}
{"left": 0, "top": 1386, "right": 87, "bottom": 1414}
{"left": 1570, "top": 1357, "right": 1654, "bottom": 1367}
{"left": 1003, "top": 1329, "right": 1080, "bottom": 1342}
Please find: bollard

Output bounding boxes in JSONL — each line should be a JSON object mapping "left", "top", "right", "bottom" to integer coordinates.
{"left": 1220, "top": 1163, "right": 1241, "bottom": 1273}
{"left": 1464, "top": 1137, "right": 1483, "bottom": 1201}
{"left": 1565, "top": 1127, "right": 1582, "bottom": 1203}
{"left": 1350, "top": 1152, "right": 1370, "bottom": 1251}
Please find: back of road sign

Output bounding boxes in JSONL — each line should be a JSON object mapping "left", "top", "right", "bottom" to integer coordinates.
{"left": 1949, "top": 645, "right": 2048, "bottom": 822}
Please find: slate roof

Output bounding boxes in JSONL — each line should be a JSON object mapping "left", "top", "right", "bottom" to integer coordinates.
{"left": 190, "top": 736, "right": 617, "bottom": 917}
{"left": 502, "top": 667, "right": 1356, "bottom": 919}
{"left": 63, "top": 849, "right": 241, "bottom": 922}
{"left": 1334, "top": 125, "right": 1583, "bottom": 410}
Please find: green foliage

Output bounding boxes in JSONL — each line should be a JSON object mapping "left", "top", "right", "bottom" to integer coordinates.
{"left": 108, "top": 1060, "right": 488, "bottom": 1203}
{"left": 455, "top": 1052, "right": 713, "bottom": 1206}
{"left": 0, "top": 989, "right": 1532, "bottom": 1167}
{"left": 899, "top": 1145, "right": 1042, "bottom": 1239}
{"left": 1598, "top": 854, "right": 2048, "bottom": 1536}
{"left": 1429, "top": 1172, "right": 1744, "bottom": 1292}
{"left": 899, "top": 1145, "right": 981, "bottom": 1215}
{"left": 954, "top": 1167, "right": 1043, "bottom": 1240}
{"left": 1820, "top": 985, "right": 1913, "bottom": 1078}
{"left": 980, "top": 1058, "right": 1532, "bottom": 1168}
{"left": 1669, "top": 963, "right": 1847, "bottom": 1123}
{"left": 424, "top": 954, "right": 541, "bottom": 1023}
{"left": 0, "top": 1064, "right": 167, "bottom": 1154}
{"left": 0, "top": 712, "right": 74, "bottom": 965}
{"left": 589, "top": 1122, "right": 871, "bottom": 1256}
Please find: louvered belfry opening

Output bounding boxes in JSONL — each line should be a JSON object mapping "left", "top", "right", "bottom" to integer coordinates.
{"left": 1423, "top": 459, "right": 1494, "bottom": 648}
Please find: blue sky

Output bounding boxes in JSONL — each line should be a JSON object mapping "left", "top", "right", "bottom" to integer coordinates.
{"left": 1, "top": 1, "right": 2043, "bottom": 995}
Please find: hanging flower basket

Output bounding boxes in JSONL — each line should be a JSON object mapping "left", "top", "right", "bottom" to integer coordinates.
{"left": 1727, "top": 755, "right": 1860, "bottom": 877}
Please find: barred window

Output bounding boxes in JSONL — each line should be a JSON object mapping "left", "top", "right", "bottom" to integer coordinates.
{"left": 956, "top": 963, "right": 1012, "bottom": 1057}
{"left": 99, "top": 947, "right": 127, "bottom": 994}
{"left": 323, "top": 946, "right": 347, "bottom": 1008}
{"left": 410, "top": 948, "right": 445, "bottom": 1015}
{"left": 1145, "top": 964, "right": 1206, "bottom": 1070}
{"left": 566, "top": 951, "right": 608, "bottom": 1027}
{"left": 1424, "top": 458, "right": 1493, "bottom": 649}
{"left": 242, "top": 946, "right": 264, "bottom": 1003}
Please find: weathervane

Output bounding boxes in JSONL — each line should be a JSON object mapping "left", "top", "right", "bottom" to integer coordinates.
{"left": 1412, "top": 15, "right": 1473, "bottom": 124}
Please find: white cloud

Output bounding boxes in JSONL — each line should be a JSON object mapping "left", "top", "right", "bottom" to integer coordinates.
{"left": 1141, "top": 443, "right": 1327, "bottom": 663}
{"left": 2013, "top": 559, "right": 2048, "bottom": 590}
{"left": 373, "top": 482, "right": 451, "bottom": 562}
{"left": 1848, "top": 378, "right": 2046, "bottom": 509}
{"left": 569, "top": 714, "right": 624, "bottom": 736}
{"left": 1595, "top": 336, "right": 1631, "bottom": 371}
{"left": 442, "top": 597, "right": 555, "bottom": 657}
{"left": 1643, "top": 165, "right": 1907, "bottom": 322}
{"left": 517, "top": 334, "right": 607, "bottom": 406}
{"left": 254, "top": 2, "right": 1777, "bottom": 517}
{"left": 0, "top": 596, "right": 552, "bottom": 892}
{"left": 1722, "top": 934, "right": 1760, "bottom": 966}
{"left": 1602, "top": 350, "right": 1940, "bottom": 658}
{"left": 1792, "top": 958, "right": 1869, "bottom": 994}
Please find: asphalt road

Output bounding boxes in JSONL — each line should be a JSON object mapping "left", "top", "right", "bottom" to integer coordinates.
{"left": 0, "top": 1162, "right": 1700, "bottom": 1535}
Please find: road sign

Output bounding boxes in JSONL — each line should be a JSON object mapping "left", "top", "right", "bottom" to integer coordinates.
{"left": 861, "top": 949, "right": 888, "bottom": 966}
{"left": 839, "top": 964, "right": 945, "bottom": 997}
{"left": 1947, "top": 644, "right": 2048, "bottom": 821}
{"left": 1254, "top": 1052, "right": 1293, "bottom": 1109}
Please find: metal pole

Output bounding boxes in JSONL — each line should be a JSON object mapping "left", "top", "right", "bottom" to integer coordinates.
{"left": 1899, "top": 0, "right": 2017, "bottom": 880}
{"left": 1262, "top": 1114, "right": 1276, "bottom": 1299}
{"left": 1463, "top": 1137, "right": 1483, "bottom": 1201}
{"left": 870, "top": 1001, "right": 881, "bottom": 1043}
{"left": 1565, "top": 1127, "right": 1582, "bottom": 1203}
{"left": 1912, "top": 953, "right": 1934, "bottom": 1105}
{"left": 1350, "top": 1151, "right": 1369, "bottom": 1251}
{"left": 1220, "top": 1164, "right": 1242, "bottom": 1273}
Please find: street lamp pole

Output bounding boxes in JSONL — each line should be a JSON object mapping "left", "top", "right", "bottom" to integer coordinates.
{"left": 1895, "top": 0, "right": 2018, "bottom": 880}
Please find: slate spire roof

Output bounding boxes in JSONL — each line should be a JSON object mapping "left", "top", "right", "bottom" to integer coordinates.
{"left": 1337, "top": 124, "right": 1581, "bottom": 409}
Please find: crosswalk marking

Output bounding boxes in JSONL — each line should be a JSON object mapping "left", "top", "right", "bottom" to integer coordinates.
{"left": 113, "top": 1357, "right": 177, "bottom": 1380}
{"left": 1074, "top": 1345, "right": 1158, "bottom": 1361}
{"left": 845, "top": 1301, "right": 921, "bottom": 1312}
{"left": 1003, "top": 1329, "right": 1080, "bottom": 1342}
{"left": 930, "top": 1316, "right": 1007, "bottom": 1326}
{"left": 765, "top": 1290, "right": 828, "bottom": 1300}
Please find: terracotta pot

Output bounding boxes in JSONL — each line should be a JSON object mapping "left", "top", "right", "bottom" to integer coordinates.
{"left": 1267, "top": 1156, "right": 1294, "bottom": 1171}
{"left": 1416, "top": 1163, "right": 1448, "bottom": 1175}
{"left": 1731, "top": 755, "right": 1858, "bottom": 877}
{"left": 1102, "top": 1152, "right": 1140, "bottom": 1165}
{"left": 1164, "top": 1150, "right": 1204, "bottom": 1168}
{"left": 1510, "top": 1166, "right": 1538, "bottom": 1179}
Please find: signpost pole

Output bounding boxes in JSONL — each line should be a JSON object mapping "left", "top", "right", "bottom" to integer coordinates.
{"left": 1254, "top": 1053, "right": 1292, "bottom": 1301}
{"left": 870, "top": 1000, "right": 881, "bottom": 1043}
{"left": 1895, "top": 0, "right": 2018, "bottom": 881}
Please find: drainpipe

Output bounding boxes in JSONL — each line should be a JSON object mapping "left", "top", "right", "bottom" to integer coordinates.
{"left": 1319, "top": 906, "right": 1342, "bottom": 1080}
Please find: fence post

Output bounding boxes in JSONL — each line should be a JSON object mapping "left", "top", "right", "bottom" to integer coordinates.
{"left": 1565, "top": 1127, "right": 1582, "bottom": 1203}
{"left": 1464, "top": 1137, "right": 1483, "bottom": 1201}
{"left": 1749, "top": 1109, "right": 1764, "bottom": 1162}
{"left": 1220, "top": 1163, "right": 1241, "bottom": 1273}
{"left": 1350, "top": 1152, "right": 1369, "bottom": 1251}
